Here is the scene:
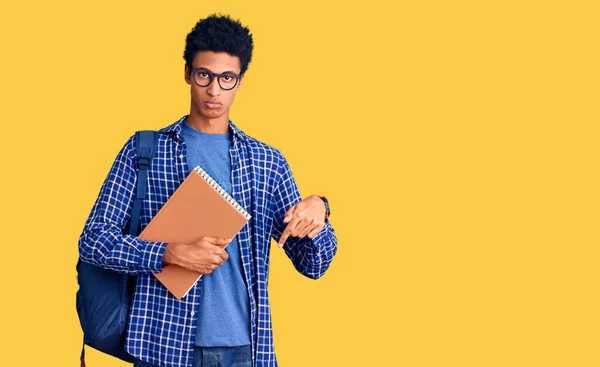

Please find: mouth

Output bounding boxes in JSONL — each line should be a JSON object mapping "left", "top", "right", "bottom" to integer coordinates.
{"left": 205, "top": 101, "right": 222, "bottom": 109}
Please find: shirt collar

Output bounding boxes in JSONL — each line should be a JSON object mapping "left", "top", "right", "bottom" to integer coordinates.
{"left": 159, "top": 115, "right": 247, "bottom": 143}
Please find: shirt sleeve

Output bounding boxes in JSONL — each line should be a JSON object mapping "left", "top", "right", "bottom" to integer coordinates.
{"left": 270, "top": 153, "right": 338, "bottom": 279}
{"left": 78, "top": 135, "right": 168, "bottom": 275}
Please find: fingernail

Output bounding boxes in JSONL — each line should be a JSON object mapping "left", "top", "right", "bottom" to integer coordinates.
{"left": 278, "top": 243, "right": 283, "bottom": 248}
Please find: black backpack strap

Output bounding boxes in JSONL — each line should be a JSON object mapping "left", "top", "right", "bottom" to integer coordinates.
{"left": 129, "top": 130, "right": 158, "bottom": 236}
{"left": 80, "top": 345, "right": 85, "bottom": 367}
{"left": 80, "top": 131, "right": 157, "bottom": 366}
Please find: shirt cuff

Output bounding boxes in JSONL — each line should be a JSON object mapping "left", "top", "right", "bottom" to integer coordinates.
{"left": 140, "top": 240, "right": 169, "bottom": 273}
{"left": 311, "top": 220, "right": 333, "bottom": 248}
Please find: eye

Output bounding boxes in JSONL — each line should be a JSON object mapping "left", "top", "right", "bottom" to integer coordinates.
{"left": 222, "top": 75, "right": 234, "bottom": 82}
{"left": 199, "top": 72, "right": 210, "bottom": 78}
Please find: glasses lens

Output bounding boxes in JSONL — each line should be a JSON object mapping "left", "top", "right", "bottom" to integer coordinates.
{"left": 194, "top": 69, "right": 212, "bottom": 87}
{"left": 218, "top": 73, "right": 238, "bottom": 90}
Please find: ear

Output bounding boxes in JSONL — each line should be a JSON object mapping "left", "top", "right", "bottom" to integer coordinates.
{"left": 237, "top": 75, "right": 243, "bottom": 89}
{"left": 184, "top": 64, "right": 192, "bottom": 85}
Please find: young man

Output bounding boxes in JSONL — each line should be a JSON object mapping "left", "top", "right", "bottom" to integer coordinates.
{"left": 78, "top": 14, "right": 337, "bottom": 367}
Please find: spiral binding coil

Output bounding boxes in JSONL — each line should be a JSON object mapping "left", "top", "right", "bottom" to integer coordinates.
{"left": 193, "top": 166, "right": 251, "bottom": 220}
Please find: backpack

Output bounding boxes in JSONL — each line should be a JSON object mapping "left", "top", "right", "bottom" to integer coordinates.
{"left": 76, "top": 130, "right": 157, "bottom": 365}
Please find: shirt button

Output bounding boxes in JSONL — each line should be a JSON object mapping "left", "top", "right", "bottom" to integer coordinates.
{"left": 179, "top": 154, "right": 184, "bottom": 159}
{"left": 190, "top": 311, "right": 195, "bottom": 316}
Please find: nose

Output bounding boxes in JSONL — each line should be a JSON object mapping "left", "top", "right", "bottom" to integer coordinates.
{"left": 206, "top": 78, "right": 221, "bottom": 97}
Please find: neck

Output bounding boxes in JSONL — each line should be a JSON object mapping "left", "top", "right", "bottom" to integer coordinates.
{"left": 186, "top": 110, "right": 230, "bottom": 134}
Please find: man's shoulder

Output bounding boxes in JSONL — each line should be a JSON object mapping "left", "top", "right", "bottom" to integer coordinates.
{"left": 243, "top": 134, "right": 286, "bottom": 163}
{"left": 157, "top": 115, "right": 187, "bottom": 135}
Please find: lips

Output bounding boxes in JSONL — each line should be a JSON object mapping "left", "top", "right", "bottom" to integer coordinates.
{"left": 205, "top": 101, "right": 221, "bottom": 109}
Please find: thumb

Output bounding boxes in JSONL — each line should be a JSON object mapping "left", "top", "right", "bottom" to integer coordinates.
{"left": 214, "top": 237, "right": 233, "bottom": 246}
{"left": 283, "top": 206, "right": 295, "bottom": 223}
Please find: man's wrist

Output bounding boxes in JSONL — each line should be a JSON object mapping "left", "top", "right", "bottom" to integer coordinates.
{"left": 318, "top": 196, "right": 330, "bottom": 219}
{"left": 162, "top": 243, "right": 179, "bottom": 266}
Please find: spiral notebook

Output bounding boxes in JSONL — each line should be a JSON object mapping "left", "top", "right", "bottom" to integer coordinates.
{"left": 138, "top": 166, "right": 251, "bottom": 300}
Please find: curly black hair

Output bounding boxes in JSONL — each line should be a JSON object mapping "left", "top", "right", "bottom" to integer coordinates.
{"left": 184, "top": 14, "right": 254, "bottom": 76}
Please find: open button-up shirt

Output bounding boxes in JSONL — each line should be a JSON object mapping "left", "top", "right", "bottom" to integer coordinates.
{"left": 78, "top": 116, "right": 338, "bottom": 367}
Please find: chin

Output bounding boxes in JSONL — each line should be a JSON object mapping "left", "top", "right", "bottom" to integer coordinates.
{"left": 199, "top": 108, "right": 224, "bottom": 119}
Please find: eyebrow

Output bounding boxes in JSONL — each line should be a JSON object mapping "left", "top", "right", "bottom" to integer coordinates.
{"left": 194, "top": 67, "right": 239, "bottom": 74}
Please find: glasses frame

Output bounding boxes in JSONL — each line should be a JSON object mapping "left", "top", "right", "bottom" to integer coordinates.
{"left": 190, "top": 67, "right": 241, "bottom": 90}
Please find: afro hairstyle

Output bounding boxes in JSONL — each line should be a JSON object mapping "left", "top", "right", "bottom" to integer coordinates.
{"left": 184, "top": 14, "right": 254, "bottom": 76}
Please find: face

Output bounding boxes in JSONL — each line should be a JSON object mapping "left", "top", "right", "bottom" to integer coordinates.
{"left": 184, "top": 51, "right": 243, "bottom": 122}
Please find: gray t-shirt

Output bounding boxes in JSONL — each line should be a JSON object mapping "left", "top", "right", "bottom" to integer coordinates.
{"left": 180, "top": 120, "right": 251, "bottom": 347}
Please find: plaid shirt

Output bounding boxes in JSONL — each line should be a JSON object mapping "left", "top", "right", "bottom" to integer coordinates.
{"left": 78, "top": 116, "right": 338, "bottom": 367}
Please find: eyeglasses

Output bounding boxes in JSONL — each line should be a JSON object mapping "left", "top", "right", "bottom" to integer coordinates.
{"left": 190, "top": 67, "right": 241, "bottom": 90}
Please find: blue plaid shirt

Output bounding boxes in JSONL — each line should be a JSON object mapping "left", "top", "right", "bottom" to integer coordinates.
{"left": 78, "top": 116, "right": 338, "bottom": 367}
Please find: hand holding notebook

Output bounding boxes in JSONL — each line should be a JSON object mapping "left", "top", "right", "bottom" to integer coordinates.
{"left": 162, "top": 236, "right": 232, "bottom": 275}
{"left": 138, "top": 166, "right": 251, "bottom": 300}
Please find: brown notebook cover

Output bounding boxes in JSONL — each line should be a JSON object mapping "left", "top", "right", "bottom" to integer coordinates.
{"left": 138, "top": 166, "right": 251, "bottom": 300}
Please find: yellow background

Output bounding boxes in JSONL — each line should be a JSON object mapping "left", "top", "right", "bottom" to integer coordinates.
{"left": 0, "top": 0, "right": 598, "bottom": 366}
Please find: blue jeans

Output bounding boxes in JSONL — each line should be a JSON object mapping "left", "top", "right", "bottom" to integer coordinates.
{"left": 133, "top": 345, "right": 252, "bottom": 367}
